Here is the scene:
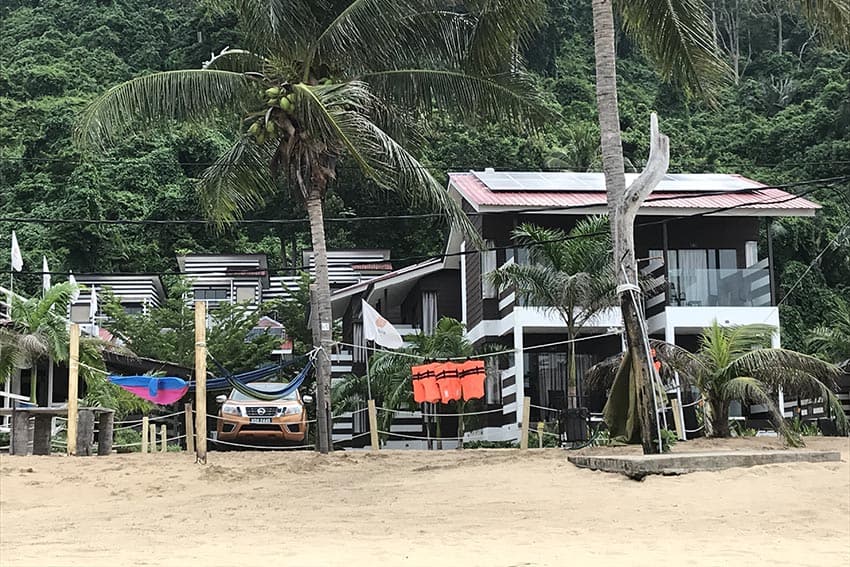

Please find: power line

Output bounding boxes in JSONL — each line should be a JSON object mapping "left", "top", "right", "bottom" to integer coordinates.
{"left": 0, "top": 182, "right": 836, "bottom": 278}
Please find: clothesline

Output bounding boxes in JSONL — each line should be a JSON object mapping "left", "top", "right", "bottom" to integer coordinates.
{"left": 334, "top": 330, "right": 623, "bottom": 361}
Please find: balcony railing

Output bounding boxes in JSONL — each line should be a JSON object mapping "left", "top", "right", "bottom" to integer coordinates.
{"left": 667, "top": 261, "right": 771, "bottom": 308}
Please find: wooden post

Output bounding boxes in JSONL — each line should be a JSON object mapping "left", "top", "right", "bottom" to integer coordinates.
{"left": 32, "top": 415, "right": 52, "bottom": 455}
{"left": 184, "top": 403, "right": 195, "bottom": 453}
{"left": 11, "top": 410, "right": 29, "bottom": 455}
{"left": 77, "top": 409, "right": 94, "bottom": 456}
{"left": 160, "top": 424, "right": 167, "bottom": 453}
{"left": 67, "top": 323, "right": 80, "bottom": 456}
{"left": 194, "top": 301, "right": 208, "bottom": 463}
{"left": 520, "top": 396, "right": 531, "bottom": 450}
{"left": 141, "top": 416, "right": 149, "bottom": 454}
{"left": 537, "top": 422, "right": 545, "bottom": 449}
{"left": 367, "top": 399, "right": 379, "bottom": 451}
{"left": 97, "top": 411, "right": 113, "bottom": 456}
{"left": 671, "top": 398, "right": 685, "bottom": 441}
{"left": 149, "top": 423, "right": 157, "bottom": 453}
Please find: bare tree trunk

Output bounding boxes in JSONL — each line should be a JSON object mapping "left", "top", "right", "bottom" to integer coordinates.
{"left": 592, "top": 0, "right": 669, "bottom": 454}
{"left": 306, "top": 192, "right": 333, "bottom": 454}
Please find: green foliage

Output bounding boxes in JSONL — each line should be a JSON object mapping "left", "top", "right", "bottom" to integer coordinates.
{"left": 0, "top": 0, "right": 847, "bottom": 365}
{"left": 790, "top": 417, "right": 822, "bottom": 437}
{"left": 658, "top": 428, "right": 678, "bottom": 453}
{"left": 731, "top": 421, "right": 758, "bottom": 438}
{"left": 102, "top": 279, "right": 283, "bottom": 373}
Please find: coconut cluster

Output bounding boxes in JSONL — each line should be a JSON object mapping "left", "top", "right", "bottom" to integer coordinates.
{"left": 247, "top": 86, "right": 296, "bottom": 144}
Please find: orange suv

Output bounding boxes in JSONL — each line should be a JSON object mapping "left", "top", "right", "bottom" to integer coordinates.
{"left": 215, "top": 383, "right": 312, "bottom": 447}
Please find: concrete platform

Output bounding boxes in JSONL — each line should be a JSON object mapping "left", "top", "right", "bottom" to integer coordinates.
{"left": 568, "top": 450, "right": 842, "bottom": 480}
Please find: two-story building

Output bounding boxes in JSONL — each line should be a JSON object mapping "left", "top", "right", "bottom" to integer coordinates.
{"left": 332, "top": 170, "right": 821, "bottom": 442}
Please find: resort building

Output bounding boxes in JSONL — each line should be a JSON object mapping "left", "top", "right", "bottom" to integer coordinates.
{"left": 331, "top": 171, "right": 824, "bottom": 442}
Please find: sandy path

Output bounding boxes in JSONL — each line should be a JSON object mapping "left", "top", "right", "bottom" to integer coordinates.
{"left": 1, "top": 437, "right": 848, "bottom": 566}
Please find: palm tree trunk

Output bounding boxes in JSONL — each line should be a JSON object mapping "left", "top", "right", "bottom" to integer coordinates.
{"left": 592, "top": 0, "right": 659, "bottom": 454}
{"left": 306, "top": 191, "right": 333, "bottom": 454}
{"left": 709, "top": 397, "right": 731, "bottom": 437}
{"left": 30, "top": 365, "right": 38, "bottom": 405}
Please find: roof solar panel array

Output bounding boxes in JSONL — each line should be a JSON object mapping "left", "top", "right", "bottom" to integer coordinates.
{"left": 471, "top": 171, "right": 761, "bottom": 193}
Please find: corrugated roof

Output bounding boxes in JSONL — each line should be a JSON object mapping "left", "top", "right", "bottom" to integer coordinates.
{"left": 449, "top": 172, "right": 820, "bottom": 216}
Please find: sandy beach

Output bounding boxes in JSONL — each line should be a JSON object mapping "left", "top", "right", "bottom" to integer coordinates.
{"left": 1, "top": 437, "right": 848, "bottom": 567}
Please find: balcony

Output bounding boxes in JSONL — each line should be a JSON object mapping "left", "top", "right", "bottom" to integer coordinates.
{"left": 667, "top": 262, "right": 771, "bottom": 308}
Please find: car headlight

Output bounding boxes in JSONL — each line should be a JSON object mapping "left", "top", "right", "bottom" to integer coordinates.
{"left": 279, "top": 405, "right": 302, "bottom": 416}
{"left": 221, "top": 404, "right": 240, "bottom": 416}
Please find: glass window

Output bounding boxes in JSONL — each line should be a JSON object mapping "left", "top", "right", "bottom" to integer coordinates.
{"left": 481, "top": 240, "right": 497, "bottom": 299}
{"left": 235, "top": 286, "right": 256, "bottom": 303}
{"left": 422, "top": 291, "right": 438, "bottom": 335}
{"left": 228, "top": 383, "right": 298, "bottom": 401}
{"left": 195, "top": 289, "right": 227, "bottom": 300}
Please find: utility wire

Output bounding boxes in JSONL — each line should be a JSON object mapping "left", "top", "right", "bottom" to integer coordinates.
{"left": 0, "top": 182, "right": 839, "bottom": 277}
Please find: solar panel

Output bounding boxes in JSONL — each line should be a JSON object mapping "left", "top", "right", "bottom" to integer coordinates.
{"left": 472, "top": 171, "right": 761, "bottom": 193}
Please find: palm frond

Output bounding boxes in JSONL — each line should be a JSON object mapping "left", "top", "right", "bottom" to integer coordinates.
{"left": 806, "top": 296, "right": 850, "bottom": 363}
{"left": 462, "top": 0, "right": 546, "bottom": 74}
{"left": 74, "top": 70, "right": 255, "bottom": 150}
{"left": 616, "top": 0, "right": 730, "bottom": 99}
{"left": 196, "top": 135, "right": 279, "bottom": 226}
{"left": 721, "top": 376, "right": 802, "bottom": 446}
{"left": 362, "top": 69, "right": 549, "bottom": 128}
{"left": 294, "top": 81, "right": 480, "bottom": 243}
{"left": 795, "top": 0, "right": 850, "bottom": 48}
{"left": 727, "top": 347, "right": 840, "bottom": 389}
{"left": 212, "top": 0, "right": 320, "bottom": 59}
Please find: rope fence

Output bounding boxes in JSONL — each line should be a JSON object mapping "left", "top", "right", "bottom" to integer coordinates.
{"left": 376, "top": 406, "right": 503, "bottom": 418}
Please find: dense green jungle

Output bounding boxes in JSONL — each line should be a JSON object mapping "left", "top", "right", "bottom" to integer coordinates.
{"left": 1, "top": 0, "right": 848, "bottom": 352}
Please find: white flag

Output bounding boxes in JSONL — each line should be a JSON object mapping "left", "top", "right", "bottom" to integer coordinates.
{"left": 42, "top": 256, "right": 51, "bottom": 290}
{"left": 362, "top": 299, "right": 403, "bottom": 349}
{"left": 89, "top": 286, "right": 98, "bottom": 320}
{"left": 68, "top": 272, "right": 80, "bottom": 302}
{"left": 10, "top": 231, "right": 22, "bottom": 272}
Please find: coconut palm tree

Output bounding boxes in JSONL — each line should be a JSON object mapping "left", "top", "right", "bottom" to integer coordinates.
{"left": 589, "top": 321, "right": 848, "bottom": 445}
{"left": 806, "top": 296, "right": 850, "bottom": 365}
{"left": 489, "top": 216, "right": 616, "bottom": 406}
{"left": 74, "top": 0, "right": 547, "bottom": 452}
{"left": 587, "top": 0, "right": 849, "bottom": 453}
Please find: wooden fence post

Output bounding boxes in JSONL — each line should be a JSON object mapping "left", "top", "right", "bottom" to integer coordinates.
{"left": 184, "top": 403, "right": 194, "bottom": 453}
{"left": 520, "top": 397, "right": 531, "bottom": 450}
{"left": 67, "top": 323, "right": 79, "bottom": 456}
{"left": 537, "top": 422, "right": 544, "bottom": 449}
{"left": 141, "top": 416, "right": 149, "bottom": 454}
{"left": 160, "top": 424, "right": 167, "bottom": 453}
{"left": 368, "top": 399, "right": 379, "bottom": 451}
{"left": 149, "top": 423, "right": 156, "bottom": 453}
{"left": 77, "top": 409, "right": 94, "bottom": 456}
{"left": 194, "top": 301, "right": 207, "bottom": 463}
{"left": 97, "top": 411, "right": 113, "bottom": 456}
{"left": 671, "top": 398, "right": 684, "bottom": 441}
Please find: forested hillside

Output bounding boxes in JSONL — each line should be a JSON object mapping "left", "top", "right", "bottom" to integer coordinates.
{"left": 1, "top": 0, "right": 847, "bottom": 351}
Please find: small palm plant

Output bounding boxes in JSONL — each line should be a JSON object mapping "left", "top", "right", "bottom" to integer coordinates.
{"left": 806, "top": 296, "right": 850, "bottom": 366}
{"left": 590, "top": 321, "right": 847, "bottom": 445}
{"left": 489, "top": 216, "right": 617, "bottom": 405}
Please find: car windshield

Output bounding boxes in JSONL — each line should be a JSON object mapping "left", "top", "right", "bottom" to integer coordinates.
{"left": 228, "top": 383, "right": 299, "bottom": 402}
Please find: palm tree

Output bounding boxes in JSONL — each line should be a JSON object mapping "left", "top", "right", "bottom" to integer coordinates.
{"left": 588, "top": 0, "right": 849, "bottom": 453}
{"left": 333, "top": 317, "right": 476, "bottom": 445}
{"left": 589, "top": 321, "right": 848, "bottom": 445}
{"left": 489, "top": 216, "right": 616, "bottom": 406}
{"left": 74, "top": 0, "right": 547, "bottom": 452}
{"left": 0, "top": 283, "right": 76, "bottom": 404}
{"left": 806, "top": 296, "right": 850, "bottom": 365}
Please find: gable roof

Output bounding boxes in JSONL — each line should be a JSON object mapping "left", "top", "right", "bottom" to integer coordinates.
{"left": 449, "top": 171, "right": 821, "bottom": 217}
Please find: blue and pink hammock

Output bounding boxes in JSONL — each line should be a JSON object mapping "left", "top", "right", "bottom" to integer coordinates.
{"left": 108, "top": 355, "right": 313, "bottom": 405}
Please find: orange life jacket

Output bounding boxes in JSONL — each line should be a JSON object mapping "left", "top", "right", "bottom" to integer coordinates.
{"left": 458, "top": 359, "right": 486, "bottom": 400}
{"left": 411, "top": 363, "right": 429, "bottom": 404}
{"left": 435, "top": 362, "right": 462, "bottom": 403}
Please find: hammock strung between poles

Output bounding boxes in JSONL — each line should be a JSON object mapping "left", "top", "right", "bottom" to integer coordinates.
{"left": 186, "top": 355, "right": 308, "bottom": 392}
{"left": 206, "top": 354, "right": 314, "bottom": 401}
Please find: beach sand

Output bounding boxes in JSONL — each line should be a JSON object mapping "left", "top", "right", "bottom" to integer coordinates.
{"left": 1, "top": 437, "right": 848, "bottom": 566}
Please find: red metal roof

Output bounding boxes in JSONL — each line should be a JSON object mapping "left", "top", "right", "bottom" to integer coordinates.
{"left": 448, "top": 172, "right": 821, "bottom": 215}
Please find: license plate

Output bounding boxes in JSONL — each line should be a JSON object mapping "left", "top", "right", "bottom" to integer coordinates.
{"left": 250, "top": 417, "right": 272, "bottom": 424}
